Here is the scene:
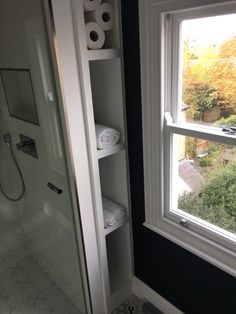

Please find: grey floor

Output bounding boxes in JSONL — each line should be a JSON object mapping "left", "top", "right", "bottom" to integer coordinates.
{"left": 0, "top": 221, "right": 158, "bottom": 314}
{"left": 0, "top": 256, "right": 163, "bottom": 314}
{"left": 0, "top": 256, "right": 81, "bottom": 314}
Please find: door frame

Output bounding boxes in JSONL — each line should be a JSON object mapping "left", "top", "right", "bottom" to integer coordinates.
{"left": 41, "top": 0, "right": 107, "bottom": 312}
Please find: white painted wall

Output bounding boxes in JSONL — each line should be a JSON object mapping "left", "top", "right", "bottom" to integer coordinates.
{"left": 0, "top": 1, "right": 85, "bottom": 311}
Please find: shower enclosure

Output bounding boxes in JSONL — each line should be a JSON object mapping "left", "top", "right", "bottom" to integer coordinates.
{"left": 0, "top": 0, "right": 93, "bottom": 313}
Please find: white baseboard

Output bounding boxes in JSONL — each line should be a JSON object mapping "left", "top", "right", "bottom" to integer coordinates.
{"left": 133, "top": 277, "right": 184, "bottom": 314}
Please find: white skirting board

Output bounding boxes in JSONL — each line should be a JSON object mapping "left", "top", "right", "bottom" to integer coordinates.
{"left": 133, "top": 277, "right": 184, "bottom": 314}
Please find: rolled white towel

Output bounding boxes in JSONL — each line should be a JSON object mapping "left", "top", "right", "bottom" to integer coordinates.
{"left": 95, "top": 124, "right": 120, "bottom": 150}
{"left": 102, "top": 196, "right": 126, "bottom": 221}
{"left": 103, "top": 209, "right": 117, "bottom": 229}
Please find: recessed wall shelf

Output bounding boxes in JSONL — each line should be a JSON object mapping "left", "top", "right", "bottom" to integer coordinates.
{"left": 104, "top": 215, "right": 129, "bottom": 236}
{"left": 97, "top": 143, "right": 125, "bottom": 159}
{"left": 87, "top": 49, "right": 120, "bottom": 61}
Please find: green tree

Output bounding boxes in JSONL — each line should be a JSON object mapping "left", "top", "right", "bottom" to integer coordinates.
{"left": 183, "top": 83, "right": 219, "bottom": 120}
{"left": 178, "top": 160, "right": 236, "bottom": 233}
{"left": 179, "top": 191, "right": 236, "bottom": 234}
{"left": 202, "top": 161, "right": 236, "bottom": 219}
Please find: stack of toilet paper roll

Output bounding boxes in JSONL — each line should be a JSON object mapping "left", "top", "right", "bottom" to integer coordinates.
{"left": 83, "top": 0, "right": 115, "bottom": 50}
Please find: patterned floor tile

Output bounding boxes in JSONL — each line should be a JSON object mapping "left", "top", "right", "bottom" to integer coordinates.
{"left": 0, "top": 256, "right": 82, "bottom": 314}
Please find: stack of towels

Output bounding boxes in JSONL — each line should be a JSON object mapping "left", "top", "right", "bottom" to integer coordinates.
{"left": 103, "top": 196, "right": 126, "bottom": 229}
{"left": 95, "top": 124, "right": 120, "bottom": 149}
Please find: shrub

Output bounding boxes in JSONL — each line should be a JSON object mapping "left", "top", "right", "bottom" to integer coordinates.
{"left": 208, "top": 144, "right": 218, "bottom": 153}
{"left": 215, "top": 114, "right": 236, "bottom": 127}
{"left": 199, "top": 156, "right": 212, "bottom": 167}
{"left": 202, "top": 160, "right": 236, "bottom": 219}
{"left": 178, "top": 191, "right": 236, "bottom": 234}
{"left": 178, "top": 160, "right": 236, "bottom": 233}
{"left": 186, "top": 137, "right": 197, "bottom": 158}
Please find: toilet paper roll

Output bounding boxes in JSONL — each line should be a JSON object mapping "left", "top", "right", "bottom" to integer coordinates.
{"left": 86, "top": 3, "right": 114, "bottom": 31}
{"left": 83, "top": 0, "right": 102, "bottom": 12}
{"left": 85, "top": 22, "right": 105, "bottom": 50}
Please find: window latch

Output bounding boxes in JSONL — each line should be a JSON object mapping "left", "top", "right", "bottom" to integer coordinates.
{"left": 180, "top": 218, "right": 188, "bottom": 228}
{"left": 222, "top": 127, "right": 236, "bottom": 135}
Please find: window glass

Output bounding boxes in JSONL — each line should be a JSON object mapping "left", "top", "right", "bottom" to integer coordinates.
{"left": 173, "top": 134, "right": 236, "bottom": 236}
{"left": 180, "top": 14, "right": 236, "bottom": 130}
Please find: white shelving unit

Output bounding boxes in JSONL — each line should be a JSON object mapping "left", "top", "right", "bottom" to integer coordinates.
{"left": 97, "top": 143, "right": 125, "bottom": 159}
{"left": 87, "top": 48, "right": 120, "bottom": 61}
{"left": 49, "top": 0, "right": 133, "bottom": 311}
{"left": 73, "top": 0, "right": 133, "bottom": 312}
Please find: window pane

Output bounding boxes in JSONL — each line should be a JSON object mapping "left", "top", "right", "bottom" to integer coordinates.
{"left": 173, "top": 134, "right": 236, "bottom": 236}
{"left": 180, "top": 14, "right": 236, "bottom": 130}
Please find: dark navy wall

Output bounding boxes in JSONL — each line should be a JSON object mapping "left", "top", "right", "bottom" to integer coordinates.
{"left": 121, "top": 1, "right": 236, "bottom": 313}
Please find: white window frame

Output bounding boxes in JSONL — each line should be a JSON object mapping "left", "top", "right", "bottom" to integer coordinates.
{"left": 139, "top": 0, "right": 236, "bottom": 277}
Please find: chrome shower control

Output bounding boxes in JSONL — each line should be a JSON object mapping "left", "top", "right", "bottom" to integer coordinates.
{"left": 16, "top": 134, "right": 38, "bottom": 159}
{"left": 47, "top": 182, "right": 63, "bottom": 195}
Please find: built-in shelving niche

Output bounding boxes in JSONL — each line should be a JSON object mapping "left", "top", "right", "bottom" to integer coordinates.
{"left": 85, "top": 2, "right": 132, "bottom": 308}
{"left": 99, "top": 151, "right": 129, "bottom": 211}
{"left": 84, "top": 0, "right": 120, "bottom": 51}
{"left": 106, "top": 223, "right": 132, "bottom": 295}
{"left": 89, "top": 58, "right": 126, "bottom": 142}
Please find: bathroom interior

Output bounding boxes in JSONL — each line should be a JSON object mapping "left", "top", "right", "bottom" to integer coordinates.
{"left": 1, "top": 0, "right": 235, "bottom": 314}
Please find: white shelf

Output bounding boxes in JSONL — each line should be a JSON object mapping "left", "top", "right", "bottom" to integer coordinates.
{"left": 97, "top": 143, "right": 125, "bottom": 159}
{"left": 104, "top": 215, "right": 129, "bottom": 236}
{"left": 81, "top": 1, "right": 132, "bottom": 310}
{"left": 87, "top": 49, "right": 120, "bottom": 61}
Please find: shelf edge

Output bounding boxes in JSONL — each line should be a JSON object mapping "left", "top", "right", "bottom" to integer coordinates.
{"left": 104, "top": 215, "right": 129, "bottom": 236}
{"left": 97, "top": 143, "right": 125, "bottom": 159}
{"left": 87, "top": 49, "right": 121, "bottom": 61}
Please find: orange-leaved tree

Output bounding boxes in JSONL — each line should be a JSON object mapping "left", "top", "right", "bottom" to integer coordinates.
{"left": 208, "top": 36, "right": 236, "bottom": 111}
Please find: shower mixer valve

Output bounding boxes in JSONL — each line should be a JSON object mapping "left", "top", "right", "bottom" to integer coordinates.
{"left": 16, "top": 140, "right": 35, "bottom": 152}
{"left": 16, "top": 134, "right": 38, "bottom": 159}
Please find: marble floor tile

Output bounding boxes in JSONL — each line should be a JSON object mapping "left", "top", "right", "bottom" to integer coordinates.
{"left": 0, "top": 256, "right": 82, "bottom": 314}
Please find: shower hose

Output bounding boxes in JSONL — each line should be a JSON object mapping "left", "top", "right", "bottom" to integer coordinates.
{"left": 0, "top": 134, "right": 25, "bottom": 201}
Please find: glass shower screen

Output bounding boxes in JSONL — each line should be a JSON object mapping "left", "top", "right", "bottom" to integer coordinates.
{"left": 0, "top": 1, "right": 89, "bottom": 313}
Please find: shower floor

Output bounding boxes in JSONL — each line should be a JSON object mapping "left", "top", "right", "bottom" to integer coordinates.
{"left": 0, "top": 256, "right": 81, "bottom": 314}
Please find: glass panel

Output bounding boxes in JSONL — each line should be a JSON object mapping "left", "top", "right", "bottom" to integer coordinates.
{"left": 173, "top": 134, "right": 236, "bottom": 236}
{"left": 180, "top": 14, "right": 236, "bottom": 130}
{"left": 0, "top": 1, "right": 88, "bottom": 313}
{"left": 1, "top": 69, "right": 39, "bottom": 125}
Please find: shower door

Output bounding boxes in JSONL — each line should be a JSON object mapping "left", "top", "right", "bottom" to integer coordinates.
{"left": 0, "top": 0, "right": 91, "bottom": 313}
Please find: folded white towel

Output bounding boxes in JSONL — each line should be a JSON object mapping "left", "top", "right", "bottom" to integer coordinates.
{"left": 103, "top": 209, "right": 117, "bottom": 229}
{"left": 95, "top": 124, "right": 120, "bottom": 150}
{"left": 102, "top": 196, "right": 126, "bottom": 221}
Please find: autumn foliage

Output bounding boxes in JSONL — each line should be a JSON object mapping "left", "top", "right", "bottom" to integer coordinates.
{"left": 183, "top": 36, "right": 236, "bottom": 120}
